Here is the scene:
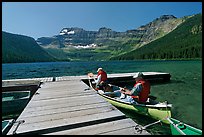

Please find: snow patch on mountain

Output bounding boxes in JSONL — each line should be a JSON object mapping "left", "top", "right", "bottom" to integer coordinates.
{"left": 60, "top": 29, "right": 75, "bottom": 35}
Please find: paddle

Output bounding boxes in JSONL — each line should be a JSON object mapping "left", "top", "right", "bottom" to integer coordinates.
{"left": 87, "top": 74, "right": 95, "bottom": 89}
{"left": 87, "top": 72, "right": 99, "bottom": 91}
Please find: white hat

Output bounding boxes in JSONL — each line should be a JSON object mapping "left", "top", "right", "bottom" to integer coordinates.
{"left": 97, "top": 68, "right": 103, "bottom": 72}
{"left": 133, "top": 72, "right": 144, "bottom": 78}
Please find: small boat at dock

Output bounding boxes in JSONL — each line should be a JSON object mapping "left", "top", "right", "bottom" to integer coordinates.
{"left": 2, "top": 91, "right": 31, "bottom": 117}
{"left": 2, "top": 119, "right": 15, "bottom": 135}
{"left": 88, "top": 78, "right": 172, "bottom": 124}
{"left": 166, "top": 117, "right": 202, "bottom": 135}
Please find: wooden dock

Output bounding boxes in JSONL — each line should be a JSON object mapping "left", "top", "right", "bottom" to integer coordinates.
{"left": 6, "top": 75, "right": 151, "bottom": 135}
{"left": 2, "top": 72, "right": 171, "bottom": 83}
{"left": 5, "top": 72, "right": 170, "bottom": 135}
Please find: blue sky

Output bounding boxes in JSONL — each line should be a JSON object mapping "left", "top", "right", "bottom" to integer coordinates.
{"left": 2, "top": 2, "right": 202, "bottom": 40}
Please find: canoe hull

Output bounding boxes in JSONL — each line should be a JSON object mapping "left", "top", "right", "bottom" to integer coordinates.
{"left": 168, "top": 118, "right": 202, "bottom": 135}
{"left": 100, "top": 94, "right": 171, "bottom": 124}
{"left": 88, "top": 78, "right": 172, "bottom": 124}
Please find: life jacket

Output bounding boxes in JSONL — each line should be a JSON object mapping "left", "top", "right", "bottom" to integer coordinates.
{"left": 131, "top": 79, "right": 150, "bottom": 103}
{"left": 97, "top": 70, "right": 108, "bottom": 83}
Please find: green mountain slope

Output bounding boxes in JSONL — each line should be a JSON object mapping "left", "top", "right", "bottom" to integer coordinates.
{"left": 110, "top": 13, "right": 202, "bottom": 60}
{"left": 2, "top": 31, "right": 57, "bottom": 63}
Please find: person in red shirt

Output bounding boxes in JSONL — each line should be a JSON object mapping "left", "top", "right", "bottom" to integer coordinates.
{"left": 94, "top": 68, "right": 108, "bottom": 90}
{"left": 120, "top": 72, "right": 150, "bottom": 103}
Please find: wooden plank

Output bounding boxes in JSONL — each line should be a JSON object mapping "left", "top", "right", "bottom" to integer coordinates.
{"left": 8, "top": 110, "right": 125, "bottom": 134}
{"left": 2, "top": 79, "right": 41, "bottom": 87}
{"left": 22, "top": 99, "right": 107, "bottom": 113}
{"left": 44, "top": 118, "right": 150, "bottom": 135}
{"left": 2, "top": 77, "right": 53, "bottom": 82}
{"left": 26, "top": 94, "right": 104, "bottom": 108}
{"left": 17, "top": 106, "right": 118, "bottom": 126}
{"left": 20, "top": 102, "right": 112, "bottom": 118}
{"left": 32, "top": 91, "right": 94, "bottom": 101}
{"left": 38, "top": 81, "right": 90, "bottom": 94}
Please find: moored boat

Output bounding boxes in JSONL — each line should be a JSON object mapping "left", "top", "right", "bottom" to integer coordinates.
{"left": 2, "top": 91, "right": 31, "bottom": 117}
{"left": 88, "top": 78, "right": 172, "bottom": 124}
{"left": 2, "top": 119, "right": 15, "bottom": 135}
{"left": 166, "top": 117, "right": 202, "bottom": 135}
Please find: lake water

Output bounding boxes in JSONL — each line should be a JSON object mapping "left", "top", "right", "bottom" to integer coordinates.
{"left": 2, "top": 60, "right": 202, "bottom": 134}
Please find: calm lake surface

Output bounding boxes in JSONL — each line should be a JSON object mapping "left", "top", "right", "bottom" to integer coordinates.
{"left": 2, "top": 60, "right": 202, "bottom": 134}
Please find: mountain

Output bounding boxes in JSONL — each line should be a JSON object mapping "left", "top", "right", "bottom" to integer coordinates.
{"left": 3, "top": 13, "right": 201, "bottom": 63}
{"left": 2, "top": 31, "right": 58, "bottom": 63}
{"left": 136, "top": 15, "right": 182, "bottom": 46}
{"left": 109, "top": 13, "right": 202, "bottom": 60}
{"left": 36, "top": 14, "right": 184, "bottom": 61}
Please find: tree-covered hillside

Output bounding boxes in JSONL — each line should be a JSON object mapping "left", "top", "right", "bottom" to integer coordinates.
{"left": 2, "top": 31, "right": 58, "bottom": 63}
{"left": 110, "top": 13, "right": 202, "bottom": 60}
